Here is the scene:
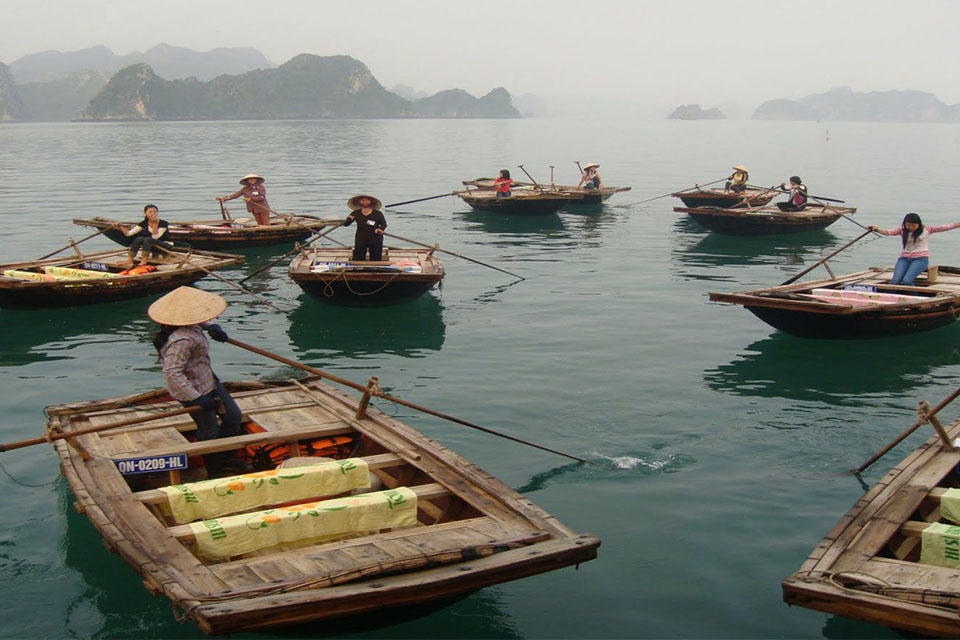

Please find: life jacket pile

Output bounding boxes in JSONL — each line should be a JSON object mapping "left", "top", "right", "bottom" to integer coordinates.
{"left": 240, "top": 421, "right": 357, "bottom": 470}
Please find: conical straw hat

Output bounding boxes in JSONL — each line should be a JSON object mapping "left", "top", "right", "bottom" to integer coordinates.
{"left": 240, "top": 173, "right": 264, "bottom": 184}
{"left": 732, "top": 165, "right": 748, "bottom": 171}
{"left": 347, "top": 194, "right": 383, "bottom": 210}
{"left": 583, "top": 162, "right": 600, "bottom": 170}
{"left": 148, "top": 286, "right": 227, "bottom": 326}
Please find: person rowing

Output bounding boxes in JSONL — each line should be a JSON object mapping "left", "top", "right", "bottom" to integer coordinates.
{"left": 216, "top": 173, "right": 271, "bottom": 226}
{"left": 725, "top": 165, "right": 749, "bottom": 194}
{"left": 868, "top": 213, "right": 960, "bottom": 285}
{"left": 775, "top": 176, "right": 808, "bottom": 212}
{"left": 116, "top": 204, "right": 171, "bottom": 267}
{"left": 148, "top": 286, "right": 251, "bottom": 478}
{"left": 578, "top": 162, "right": 603, "bottom": 190}
{"left": 342, "top": 194, "right": 387, "bottom": 261}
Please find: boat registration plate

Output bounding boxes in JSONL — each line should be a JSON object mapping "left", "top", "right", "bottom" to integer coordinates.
{"left": 81, "top": 262, "right": 110, "bottom": 271}
{"left": 114, "top": 454, "right": 189, "bottom": 475}
{"left": 844, "top": 285, "right": 877, "bottom": 292}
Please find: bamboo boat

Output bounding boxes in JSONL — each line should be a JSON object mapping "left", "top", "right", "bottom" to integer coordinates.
{"left": 456, "top": 189, "right": 573, "bottom": 216}
{"left": 0, "top": 248, "right": 244, "bottom": 309}
{"left": 671, "top": 187, "right": 776, "bottom": 209}
{"left": 44, "top": 377, "right": 600, "bottom": 635}
{"left": 674, "top": 204, "right": 856, "bottom": 236}
{"left": 709, "top": 266, "right": 960, "bottom": 339}
{"left": 288, "top": 247, "right": 445, "bottom": 302}
{"left": 74, "top": 215, "right": 343, "bottom": 251}
{"left": 783, "top": 399, "right": 960, "bottom": 637}
{"left": 462, "top": 178, "right": 631, "bottom": 205}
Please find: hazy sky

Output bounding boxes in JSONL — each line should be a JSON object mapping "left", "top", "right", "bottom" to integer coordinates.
{"left": 3, "top": 0, "right": 959, "bottom": 115}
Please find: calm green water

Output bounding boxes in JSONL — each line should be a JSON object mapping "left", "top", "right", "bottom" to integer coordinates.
{"left": 2, "top": 118, "right": 960, "bottom": 638}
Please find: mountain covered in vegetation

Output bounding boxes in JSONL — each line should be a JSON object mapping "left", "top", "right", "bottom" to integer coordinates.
{"left": 17, "top": 70, "right": 109, "bottom": 121}
{"left": 81, "top": 54, "right": 519, "bottom": 120}
{"left": 0, "top": 62, "right": 24, "bottom": 121}
{"left": 753, "top": 87, "right": 960, "bottom": 122}
{"left": 666, "top": 104, "right": 725, "bottom": 120}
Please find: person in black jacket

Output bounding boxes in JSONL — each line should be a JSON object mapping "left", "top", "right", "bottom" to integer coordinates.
{"left": 343, "top": 195, "right": 387, "bottom": 261}
{"left": 117, "top": 204, "right": 171, "bottom": 266}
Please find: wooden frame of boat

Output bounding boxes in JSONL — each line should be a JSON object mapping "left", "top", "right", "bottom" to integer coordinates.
{"left": 455, "top": 189, "right": 573, "bottom": 216}
{"left": 46, "top": 377, "right": 599, "bottom": 635}
{"left": 674, "top": 204, "right": 856, "bottom": 235}
{"left": 783, "top": 396, "right": 960, "bottom": 637}
{"left": 671, "top": 187, "right": 777, "bottom": 209}
{"left": 462, "top": 178, "right": 631, "bottom": 205}
{"left": 709, "top": 266, "right": 960, "bottom": 338}
{"left": 0, "top": 247, "right": 244, "bottom": 309}
{"left": 74, "top": 215, "right": 342, "bottom": 251}
{"left": 288, "top": 247, "right": 445, "bottom": 301}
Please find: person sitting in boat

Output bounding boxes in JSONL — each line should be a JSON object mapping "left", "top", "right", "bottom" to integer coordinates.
{"left": 775, "top": 176, "right": 808, "bottom": 212}
{"left": 494, "top": 169, "right": 513, "bottom": 198}
{"left": 725, "top": 165, "right": 749, "bottom": 194}
{"left": 578, "top": 163, "right": 603, "bottom": 190}
{"left": 149, "top": 286, "right": 251, "bottom": 478}
{"left": 343, "top": 195, "right": 387, "bottom": 261}
{"left": 216, "top": 173, "right": 271, "bottom": 226}
{"left": 868, "top": 213, "right": 960, "bottom": 285}
{"left": 115, "top": 204, "right": 171, "bottom": 267}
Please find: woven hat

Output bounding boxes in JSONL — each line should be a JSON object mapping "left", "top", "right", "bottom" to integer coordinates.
{"left": 347, "top": 194, "right": 383, "bottom": 210}
{"left": 148, "top": 286, "right": 227, "bottom": 326}
{"left": 732, "top": 165, "right": 748, "bottom": 171}
{"left": 239, "top": 173, "right": 264, "bottom": 184}
{"left": 583, "top": 162, "right": 600, "bottom": 170}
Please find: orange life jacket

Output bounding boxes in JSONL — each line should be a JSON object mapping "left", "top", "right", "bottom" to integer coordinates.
{"left": 240, "top": 421, "right": 357, "bottom": 470}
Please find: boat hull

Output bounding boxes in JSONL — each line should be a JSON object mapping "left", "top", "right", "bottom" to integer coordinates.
{"left": 675, "top": 192, "right": 775, "bottom": 209}
{"left": 293, "top": 276, "right": 441, "bottom": 302}
{"left": 458, "top": 195, "right": 569, "bottom": 216}
{"left": 0, "top": 273, "right": 208, "bottom": 309}
{"left": 745, "top": 304, "right": 958, "bottom": 339}
{"left": 682, "top": 209, "right": 843, "bottom": 235}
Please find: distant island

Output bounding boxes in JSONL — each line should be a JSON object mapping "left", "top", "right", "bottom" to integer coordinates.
{"left": 0, "top": 62, "right": 24, "bottom": 121}
{"left": 667, "top": 104, "right": 725, "bottom": 120}
{"left": 753, "top": 87, "right": 960, "bottom": 122}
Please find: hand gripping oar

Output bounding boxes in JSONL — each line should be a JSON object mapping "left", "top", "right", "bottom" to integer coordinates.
{"left": 854, "top": 386, "right": 960, "bottom": 474}
{"left": 36, "top": 227, "right": 112, "bottom": 260}
{"left": 382, "top": 231, "right": 525, "bottom": 281}
{"left": 238, "top": 222, "right": 344, "bottom": 284}
{"left": 153, "top": 245, "right": 282, "bottom": 311}
{"left": 779, "top": 229, "right": 873, "bottom": 286}
{"left": 619, "top": 178, "right": 727, "bottom": 209}
{"left": 224, "top": 338, "right": 591, "bottom": 464}
{"left": 0, "top": 406, "right": 202, "bottom": 453}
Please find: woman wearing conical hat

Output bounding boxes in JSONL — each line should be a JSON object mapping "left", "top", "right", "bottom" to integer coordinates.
{"left": 342, "top": 195, "right": 387, "bottom": 261}
{"left": 725, "top": 165, "right": 749, "bottom": 194}
{"left": 216, "top": 173, "right": 271, "bottom": 226}
{"left": 578, "top": 162, "right": 603, "bottom": 190}
{"left": 149, "top": 286, "right": 250, "bottom": 477}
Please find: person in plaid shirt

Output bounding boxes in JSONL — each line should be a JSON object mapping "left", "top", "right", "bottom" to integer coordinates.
{"left": 148, "top": 286, "right": 251, "bottom": 477}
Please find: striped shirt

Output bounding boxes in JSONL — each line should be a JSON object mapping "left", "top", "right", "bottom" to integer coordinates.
{"left": 160, "top": 325, "right": 216, "bottom": 401}
{"left": 882, "top": 224, "right": 957, "bottom": 258}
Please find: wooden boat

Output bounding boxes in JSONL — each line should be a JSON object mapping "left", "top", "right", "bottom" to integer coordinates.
{"left": 74, "top": 214, "right": 343, "bottom": 251}
{"left": 783, "top": 403, "right": 960, "bottom": 637}
{"left": 674, "top": 204, "right": 856, "bottom": 236}
{"left": 463, "top": 178, "right": 631, "bottom": 205}
{"left": 456, "top": 189, "right": 573, "bottom": 216}
{"left": 0, "top": 248, "right": 244, "bottom": 309}
{"left": 709, "top": 266, "right": 960, "bottom": 339}
{"left": 45, "top": 376, "right": 600, "bottom": 635}
{"left": 289, "top": 247, "right": 444, "bottom": 302}
{"left": 671, "top": 187, "right": 776, "bottom": 209}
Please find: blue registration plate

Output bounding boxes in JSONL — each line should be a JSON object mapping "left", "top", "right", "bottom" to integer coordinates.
{"left": 114, "top": 454, "right": 188, "bottom": 475}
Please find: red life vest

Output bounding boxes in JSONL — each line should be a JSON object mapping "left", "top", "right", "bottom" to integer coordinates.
{"left": 495, "top": 178, "right": 513, "bottom": 193}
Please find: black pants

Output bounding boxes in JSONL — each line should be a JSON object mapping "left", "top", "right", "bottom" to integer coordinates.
{"left": 352, "top": 238, "right": 383, "bottom": 261}
{"left": 725, "top": 182, "right": 745, "bottom": 194}
{"left": 130, "top": 236, "right": 172, "bottom": 258}
{"left": 182, "top": 382, "right": 244, "bottom": 473}
{"left": 776, "top": 202, "right": 805, "bottom": 212}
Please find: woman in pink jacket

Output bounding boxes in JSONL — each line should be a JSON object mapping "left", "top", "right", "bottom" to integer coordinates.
{"left": 869, "top": 213, "right": 960, "bottom": 285}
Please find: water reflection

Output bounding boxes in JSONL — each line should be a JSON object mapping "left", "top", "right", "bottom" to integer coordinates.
{"left": 288, "top": 294, "right": 446, "bottom": 359}
{"left": 820, "top": 613, "right": 901, "bottom": 639}
{"left": 454, "top": 208, "right": 568, "bottom": 236}
{"left": 705, "top": 330, "right": 960, "bottom": 404}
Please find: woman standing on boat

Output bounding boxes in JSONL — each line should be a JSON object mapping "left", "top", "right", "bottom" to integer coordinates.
{"left": 494, "top": 169, "right": 513, "bottom": 198}
{"left": 217, "top": 173, "right": 271, "bottom": 226}
{"left": 116, "top": 204, "right": 171, "bottom": 267}
{"left": 775, "top": 176, "right": 808, "bottom": 212}
{"left": 343, "top": 195, "right": 387, "bottom": 261}
{"left": 149, "top": 286, "right": 250, "bottom": 477}
{"left": 578, "top": 163, "right": 603, "bottom": 190}
{"left": 868, "top": 213, "right": 960, "bottom": 285}
{"left": 725, "top": 165, "right": 749, "bottom": 194}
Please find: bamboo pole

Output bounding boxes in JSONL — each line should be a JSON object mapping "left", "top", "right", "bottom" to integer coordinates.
{"left": 225, "top": 338, "right": 592, "bottom": 464}
{"left": 854, "top": 386, "right": 960, "bottom": 474}
{"left": 381, "top": 231, "right": 525, "bottom": 280}
{"left": 237, "top": 222, "right": 344, "bottom": 284}
{"left": 620, "top": 178, "right": 726, "bottom": 209}
{"left": 384, "top": 192, "right": 458, "bottom": 208}
{"left": 0, "top": 406, "right": 201, "bottom": 453}
{"left": 264, "top": 208, "right": 348, "bottom": 248}
{"left": 153, "top": 246, "right": 282, "bottom": 311}
{"left": 36, "top": 227, "right": 112, "bottom": 260}
{"left": 780, "top": 229, "right": 873, "bottom": 286}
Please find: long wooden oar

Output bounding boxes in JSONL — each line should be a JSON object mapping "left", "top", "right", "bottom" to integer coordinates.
{"left": 265, "top": 208, "right": 348, "bottom": 248}
{"left": 36, "top": 227, "right": 112, "bottom": 260}
{"left": 238, "top": 222, "right": 344, "bottom": 284}
{"left": 219, "top": 201, "right": 231, "bottom": 221}
{"left": 225, "top": 338, "right": 591, "bottom": 464}
{"left": 517, "top": 164, "right": 540, "bottom": 188}
{"left": 854, "top": 387, "right": 960, "bottom": 474}
{"left": 620, "top": 178, "right": 726, "bottom": 209}
{"left": 780, "top": 229, "right": 873, "bottom": 286}
{"left": 382, "top": 231, "right": 525, "bottom": 281}
{"left": 0, "top": 405, "right": 201, "bottom": 453}
{"left": 153, "top": 246, "right": 282, "bottom": 311}
{"left": 385, "top": 193, "right": 458, "bottom": 209}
